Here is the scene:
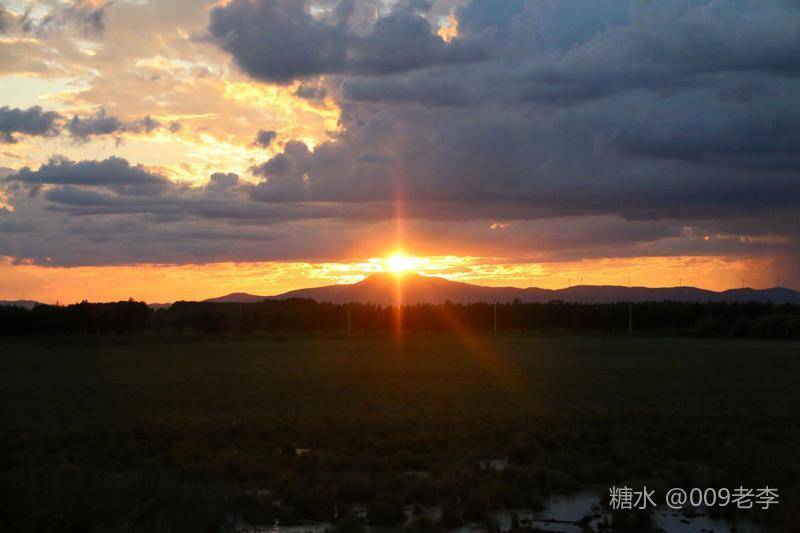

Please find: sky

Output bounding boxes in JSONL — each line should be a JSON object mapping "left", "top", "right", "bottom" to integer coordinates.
{"left": 0, "top": 0, "right": 798, "bottom": 303}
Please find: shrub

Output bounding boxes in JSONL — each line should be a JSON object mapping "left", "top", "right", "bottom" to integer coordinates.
{"left": 694, "top": 315, "right": 729, "bottom": 337}
{"left": 730, "top": 317, "right": 753, "bottom": 338}
{"left": 368, "top": 493, "right": 405, "bottom": 527}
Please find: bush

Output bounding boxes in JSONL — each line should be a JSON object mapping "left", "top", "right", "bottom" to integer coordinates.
{"left": 730, "top": 317, "right": 753, "bottom": 338}
{"left": 694, "top": 315, "right": 729, "bottom": 337}
{"left": 751, "top": 315, "right": 789, "bottom": 339}
{"left": 327, "top": 514, "right": 365, "bottom": 533}
{"left": 368, "top": 493, "right": 405, "bottom": 527}
{"left": 786, "top": 317, "right": 800, "bottom": 339}
{"left": 439, "top": 500, "right": 462, "bottom": 530}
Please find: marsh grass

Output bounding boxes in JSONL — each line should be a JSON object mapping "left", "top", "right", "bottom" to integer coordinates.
{"left": 1, "top": 335, "right": 798, "bottom": 531}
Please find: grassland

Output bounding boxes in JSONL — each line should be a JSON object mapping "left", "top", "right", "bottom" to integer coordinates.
{"left": 1, "top": 334, "right": 799, "bottom": 531}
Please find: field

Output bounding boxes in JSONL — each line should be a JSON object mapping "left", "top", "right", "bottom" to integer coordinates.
{"left": 1, "top": 334, "right": 799, "bottom": 531}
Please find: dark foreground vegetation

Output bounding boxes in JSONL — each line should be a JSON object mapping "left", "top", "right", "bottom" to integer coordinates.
{"left": 1, "top": 335, "right": 799, "bottom": 532}
{"left": 2, "top": 298, "right": 800, "bottom": 339}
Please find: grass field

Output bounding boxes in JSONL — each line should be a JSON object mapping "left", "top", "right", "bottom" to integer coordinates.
{"left": 1, "top": 334, "right": 799, "bottom": 531}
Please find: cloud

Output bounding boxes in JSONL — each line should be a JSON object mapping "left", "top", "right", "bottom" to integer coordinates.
{"left": 1, "top": 106, "right": 166, "bottom": 145}
{"left": 336, "top": 0, "right": 800, "bottom": 108}
{"left": 295, "top": 82, "right": 327, "bottom": 100}
{"left": 6, "top": 156, "right": 170, "bottom": 196}
{"left": 67, "top": 109, "right": 161, "bottom": 140}
{"left": 67, "top": 108, "right": 123, "bottom": 139}
{"left": 254, "top": 130, "right": 277, "bottom": 148}
{"left": 18, "top": 0, "right": 109, "bottom": 38}
{"left": 126, "top": 115, "right": 160, "bottom": 134}
{"left": 0, "top": 152, "right": 795, "bottom": 286}
{"left": 209, "top": 0, "right": 485, "bottom": 83}
{"left": 70, "top": 0, "right": 108, "bottom": 36}
{"left": 238, "top": 1, "right": 800, "bottom": 222}
{"left": 205, "top": 172, "right": 240, "bottom": 192}
{"left": 0, "top": 106, "right": 62, "bottom": 143}
{"left": 0, "top": 7, "right": 8, "bottom": 33}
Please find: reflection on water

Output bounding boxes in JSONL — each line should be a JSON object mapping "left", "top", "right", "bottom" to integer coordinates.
{"left": 484, "top": 493, "right": 763, "bottom": 533}
{"left": 231, "top": 492, "right": 764, "bottom": 532}
{"left": 234, "top": 521, "right": 330, "bottom": 533}
{"left": 478, "top": 458, "right": 509, "bottom": 473}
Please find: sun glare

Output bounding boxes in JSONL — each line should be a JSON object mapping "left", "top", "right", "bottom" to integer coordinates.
{"left": 386, "top": 253, "right": 415, "bottom": 274}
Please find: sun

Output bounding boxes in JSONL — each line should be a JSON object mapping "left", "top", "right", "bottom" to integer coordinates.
{"left": 386, "top": 252, "right": 414, "bottom": 274}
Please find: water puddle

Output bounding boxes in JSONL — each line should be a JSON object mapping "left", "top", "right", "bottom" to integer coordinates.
{"left": 483, "top": 493, "right": 764, "bottom": 533}
{"left": 228, "top": 492, "right": 764, "bottom": 532}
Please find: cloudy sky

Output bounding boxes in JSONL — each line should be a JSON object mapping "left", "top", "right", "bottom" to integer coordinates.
{"left": 1, "top": 0, "right": 798, "bottom": 302}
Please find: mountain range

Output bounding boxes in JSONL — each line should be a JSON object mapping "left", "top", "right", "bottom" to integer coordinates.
{"left": 204, "top": 272, "right": 800, "bottom": 306}
{"left": 4, "top": 274, "right": 798, "bottom": 308}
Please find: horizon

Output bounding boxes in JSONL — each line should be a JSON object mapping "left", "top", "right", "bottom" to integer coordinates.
{"left": 4, "top": 253, "right": 792, "bottom": 305}
{"left": 1, "top": 1, "right": 799, "bottom": 304}
{"left": 5, "top": 267, "right": 797, "bottom": 306}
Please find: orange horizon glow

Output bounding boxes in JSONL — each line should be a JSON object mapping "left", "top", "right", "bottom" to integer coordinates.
{"left": 0, "top": 254, "right": 785, "bottom": 305}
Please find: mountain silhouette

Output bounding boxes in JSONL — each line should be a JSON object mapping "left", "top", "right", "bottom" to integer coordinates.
{"left": 0, "top": 300, "right": 39, "bottom": 310}
{"left": 204, "top": 272, "right": 800, "bottom": 305}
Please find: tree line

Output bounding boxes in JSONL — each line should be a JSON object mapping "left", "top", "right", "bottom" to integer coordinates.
{"left": 1, "top": 298, "right": 800, "bottom": 339}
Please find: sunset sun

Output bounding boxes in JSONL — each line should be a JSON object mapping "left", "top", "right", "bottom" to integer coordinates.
{"left": 386, "top": 253, "right": 415, "bottom": 274}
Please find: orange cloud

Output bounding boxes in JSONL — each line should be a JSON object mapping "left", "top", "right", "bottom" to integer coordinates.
{"left": 437, "top": 14, "right": 459, "bottom": 44}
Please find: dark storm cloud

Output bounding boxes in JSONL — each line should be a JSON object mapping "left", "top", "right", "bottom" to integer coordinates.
{"left": 67, "top": 109, "right": 161, "bottom": 140}
{"left": 0, "top": 106, "right": 61, "bottom": 143}
{"left": 254, "top": 130, "right": 277, "bottom": 148}
{"left": 208, "top": 0, "right": 485, "bottom": 83}
{"left": 243, "top": 97, "right": 800, "bottom": 222}
{"left": 236, "top": 0, "right": 800, "bottom": 222}
{"left": 340, "top": 1, "right": 800, "bottom": 108}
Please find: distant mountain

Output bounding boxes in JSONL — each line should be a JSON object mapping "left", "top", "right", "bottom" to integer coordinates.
{"left": 204, "top": 292, "right": 272, "bottom": 304}
{"left": 0, "top": 300, "right": 39, "bottom": 309}
{"left": 203, "top": 273, "right": 800, "bottom": 306}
